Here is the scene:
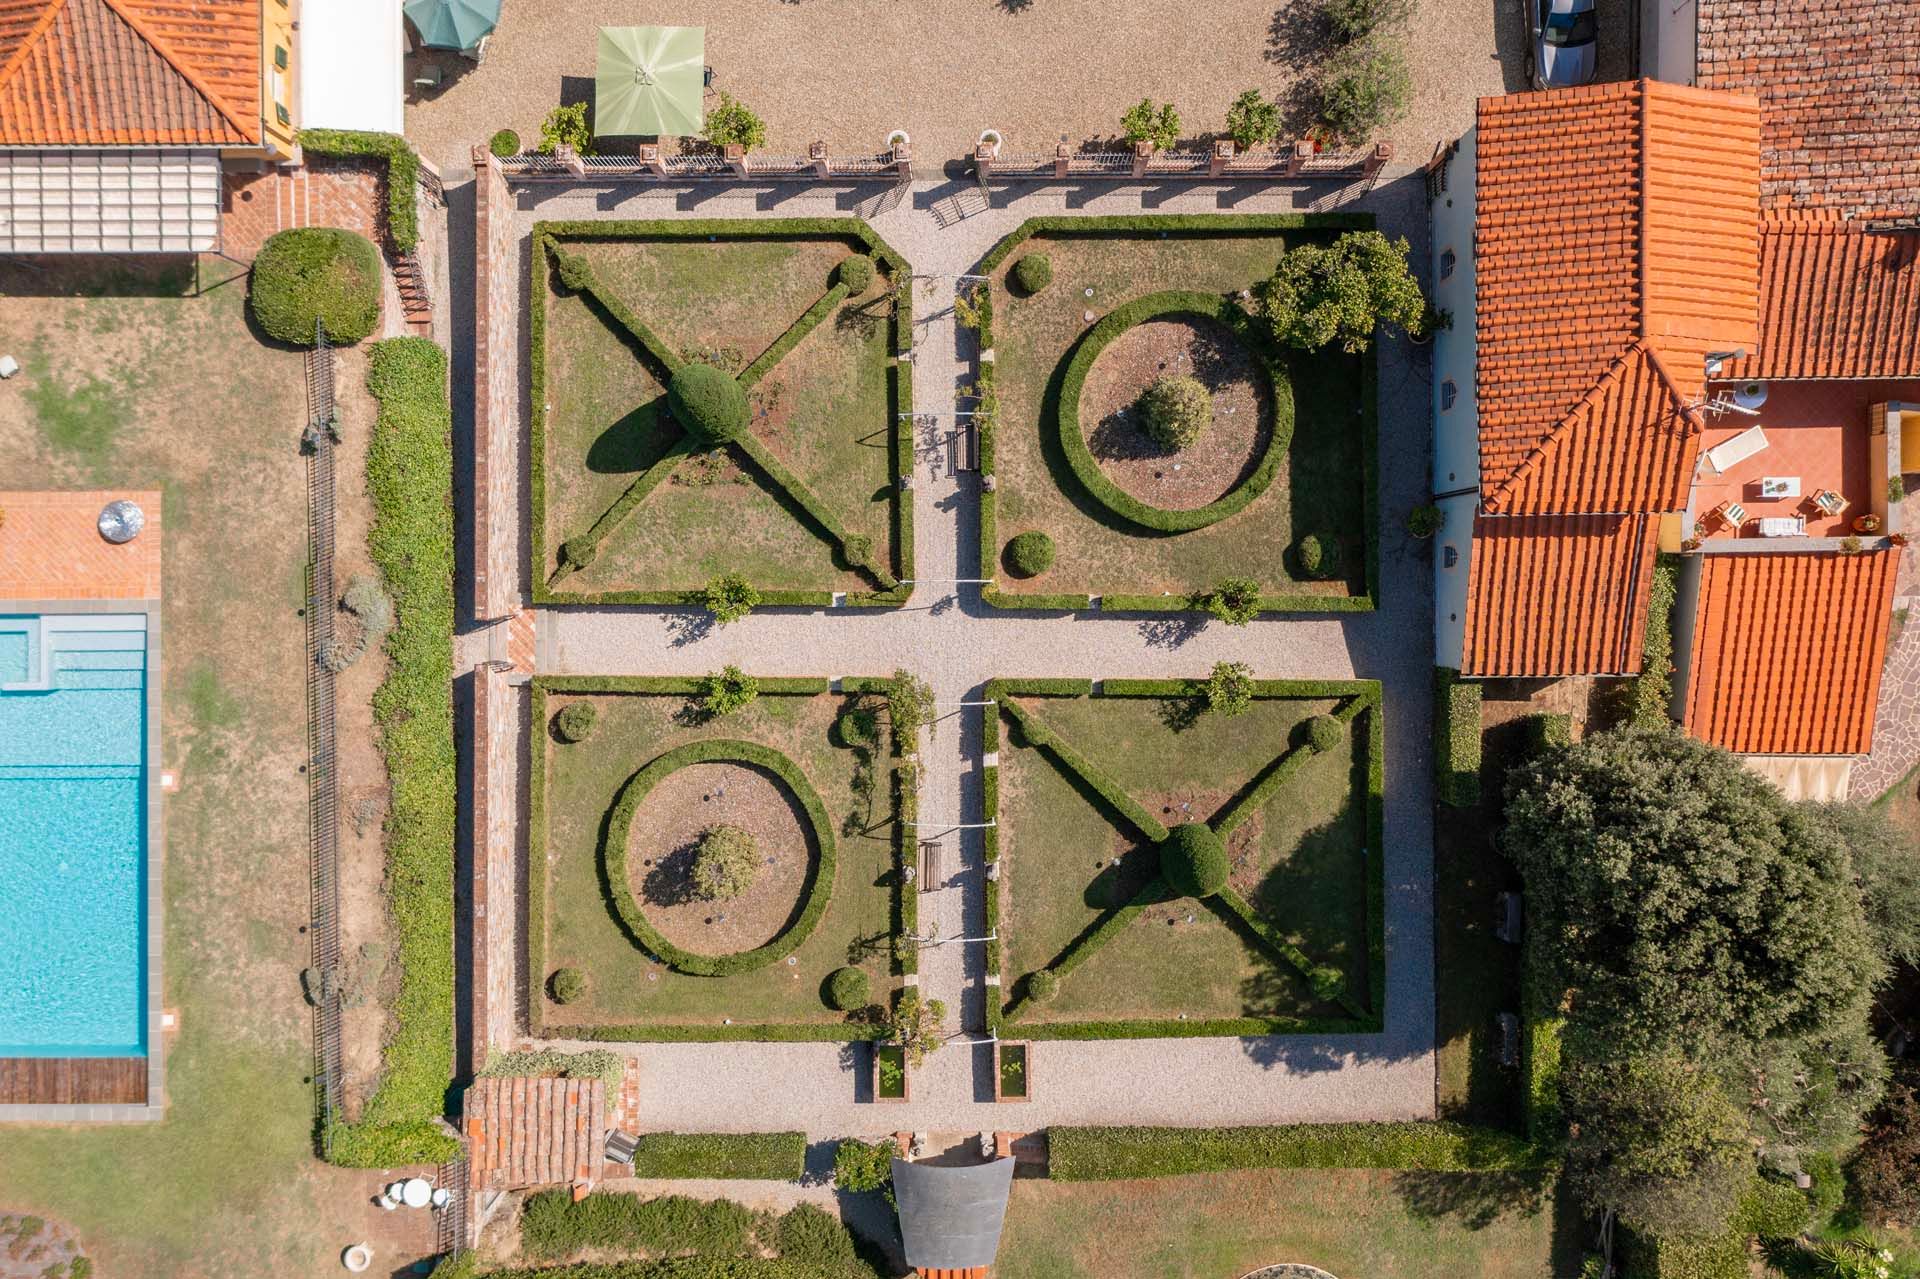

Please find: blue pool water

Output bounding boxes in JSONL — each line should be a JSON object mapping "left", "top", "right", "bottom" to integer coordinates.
{"left": 0, "top": 615, "right": 149, "bottom": 1057}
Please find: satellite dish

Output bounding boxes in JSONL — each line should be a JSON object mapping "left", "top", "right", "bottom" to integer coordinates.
{"left": 1734, "top": 381, "right": 1769, "bottom": 410}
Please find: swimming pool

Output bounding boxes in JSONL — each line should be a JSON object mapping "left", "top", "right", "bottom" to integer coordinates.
{"left": 0, "top": 614, "right": 149, "bottom": 1058}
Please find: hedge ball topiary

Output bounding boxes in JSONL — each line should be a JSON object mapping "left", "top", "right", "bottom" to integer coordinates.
{"left": 249, "top": 227, "right": 382, "bottom": 346}
{"left": 555, "top": 250, "right": 596, "bottom": 294}
{"left": 1160, "top": 822, "right": 1229, "bottom": 898}
{"left": 693, "top": 824, "right": 759, "bottom": 900}
{"left": 836, "top": 708, "right": 879, "bottom": 749}
{"left": 549, "top": 967, "right": 588, "bottom": 1004}
{"left": 1005, "top": 530, "right": 1056, "bottom": 578}
{"left": 826, "top": 965, "right": 872, "bottom": 1011}
{"left": 489, "top": 128, "right": 521, "bottom": 157}
{"left": 560, "top": 535, "right": 598, "bottom": 570}
{"left": 1306, "top": 714, "right": 1344, "bottom": 753}
{"left": 554, "top": 701, "right": 596, "bottom": 743}
{"left": 1139, "top": 374, "right": 1212, "bottom": 452}
{"left": 836, "top": 254, "right": 875, "bottom": 294}
{"left": 668, "top": 364, "right": 750, "bottom": 444}
{"left": 1012, "top": 252, "right": 1053, "bottom": 294}
{"left": 1295, "top": 533, "right": 1342, "bottom": 579}
{"left": 1027, "top": 969, "right": 1059, "bottom": 1002}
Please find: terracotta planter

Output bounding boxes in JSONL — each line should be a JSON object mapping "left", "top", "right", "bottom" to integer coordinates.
{"left": 873, "top": 1043, "right": 910, "bottom": 1103}
{"left": 995, "top": 1041, "right": 1031, "bottom": 1102}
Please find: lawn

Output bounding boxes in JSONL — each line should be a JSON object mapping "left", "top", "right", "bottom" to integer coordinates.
{"left": 531, "top": 220, "right": 913, "bottom": 608}
{"left": 977, "top": 215, "right": 1377, "bottom": 615}
{"left": 985, "top": 679, "right": 1383, "bottom": 1038}
{"left": 531, "top": 678, "right": 904, "bottom": 1040}
{"left": 0, "top": 259, "right": 387, "bottom": 1273}
{"left": 996, "top": 1168, "right": 1573, "bottom": 1279}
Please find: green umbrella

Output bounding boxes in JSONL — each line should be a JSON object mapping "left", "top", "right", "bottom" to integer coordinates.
{"left": 403, "top": 0, "right": 500, "bottom": 50}
{"left": 595, "top": 26, "right": 705, "bottom": 137}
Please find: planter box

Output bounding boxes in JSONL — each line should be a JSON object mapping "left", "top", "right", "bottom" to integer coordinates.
{"left": 873, "top": 1043, "right": 910, "bottom": 1102}
{"left": 995, "top": 1041, "right": 1031, "bottom": 1102}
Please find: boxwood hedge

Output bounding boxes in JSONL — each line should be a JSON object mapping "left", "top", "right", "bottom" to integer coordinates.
{"left": 1433, "top": 666, "right": 1482, "bottom": 807}
{"left": 1048, "top": 1121, "right": 1543, "bottom": 1179}
{"left": 624, "top": 1131, "right": 807, "bottom": 1180}
{"left": 298, "top": 128, "right": 423, "bottom": 252}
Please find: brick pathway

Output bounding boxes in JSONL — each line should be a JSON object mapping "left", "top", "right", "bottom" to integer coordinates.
{"left": 220, "top": 161, "right": 384, "bottom": 262}
{"left": 0, "top": 489, "right": 162, "bottom": 601}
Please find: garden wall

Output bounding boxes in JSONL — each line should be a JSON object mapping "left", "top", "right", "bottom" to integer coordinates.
{"left": 470, "top": 662, "right": 521, "bottom": 1071}
{"left": 472, "top": 149, "right": 521, "bottom": 623}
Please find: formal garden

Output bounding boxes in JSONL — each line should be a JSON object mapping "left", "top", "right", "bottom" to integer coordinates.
{"left": 983, "top": 675, "right": 1384, "bottom": 1037}
{"left": 973, "top": 215, "right": 1406, "bottom": 617}
{"left": 531, "top": 219, "right": 914, "bottom": 608}
{"left": 529, "top": 675, "right": 919, "bottom": 1041}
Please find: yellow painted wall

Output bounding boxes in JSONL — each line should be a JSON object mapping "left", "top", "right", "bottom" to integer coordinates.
{"left": 261, "top": 0, "right": 297, "bottom": 158}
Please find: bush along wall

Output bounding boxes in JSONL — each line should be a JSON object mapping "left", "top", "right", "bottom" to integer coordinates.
{"left": 326, "top": 339, "right": 460, "bottom": 1165}
{"left": 1048, "top": 1122, "right": 1545, "bottom": 1179}
{"left": 1432, "top": 666, "right": 1482, "bottom": 807}
{"left": 297, "top": 128, "right": 424, "bottom": 252}
{"left": 623, "top": 1132, "right": 807, "bottom": 1180}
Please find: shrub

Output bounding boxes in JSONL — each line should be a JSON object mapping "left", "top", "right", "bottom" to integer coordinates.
{"left": 826, "top": 965, "right": 871, "bottom": 1011}
{"left": 833, "top": 1137, "right": 898, "bottom": 1197}
{"left": 1205, "top": 661, "right": 1255, "bottom": 717}
{"left": 1005, "top": 530, "right": 1056, "bottom": 577}
{"left": 703, "top": 92, "right": 768, "bottom": 152}
{"left": 1120, "top": 98, "right": 1182, "bottom": 150}
{"left": 1623, "top": 554, "right": 1679, "bottom": 728}
{"left": 1202, "top": 577, "right": 1262, "bottom": 625}
{"left": 490, "top": 128, "right": 521, "bottom": 157}
{"left": 249, "top": 227, "right": 382, "bottom": 345}
{"left": 1850, "top": 1069, "right": 1920, "bottom": 1226}
{"left": 1306, "top": 714, "right": 1344, "bottom": 753}
{"left": 1012, "top": 252, "right": 1053, "bottom": 294}
{"left": 771, "top": 1204, "right": 857, "bottom": 1271}
{"left": 669, "top": 364, "right": 750, "bottom": 444}
{"left": 521, "top": 1189, "right": 758, "bottom": 1260}
{"left": 554, "top": 701, "right": 597, "bottom": 743}
{"left": 1160, "top": 823, "right": 1229, "bottom": 898}
{"left": 1225, "top": 88, "right": 1282, "bottom": 149}
{"left": 1317, "top": 41, "right": 1412, "bottom": 145}
{"left": 1433, "top": 667, "right": 1482, "bottom": 806}
{"left": 1256, "top": 230, "right": 1425, "bottom": 353}
{"left": 1322, "top": 0, "right": 1415, "bottom": 41}
{"left": 538, "top": 102, "right": 592, "bottom": 155}
{"left": 693, "top": 825, "right": 758, "bottom": 901}
{"left": 1295, "top": 533, "right": 1341, "bottom": 578}
{"left": 704, "top": 572, "right": 759, "bottom": 624}
{"left": 555, "top": 249, "right": 597, "bottom": 294}
{"left": 1139, "top": 374, "right": 1212, "bottom": 451}
{"left": 835, "top": 708, "right": 879, "bottom": 748}
{"left": 699, "top": 665, "right": 759, "bottom": 718}
{"left": 890, "top": 990, "right": 947, "bottom": 1067}
{"left": 1049, "top": 1122, "right": 1539, "bottom": 1179}
{"left": 887, "top": 670, "right": 935, "bottom": 743}
{"left": 296, "top": 129, "right": 423, "bottom": 252}
{"left": 1840, "top": 534, "right": 1864, "bottom": 554}
{"left": 478, "top": 1048, "right": 624, "bottom": 1092}
{"left": 836, "top": 254, "right": 875, "bottom": 293}
{"left": 1027, "top": 969, "right": 1059, "bottom": 1002}
{"left": 549, "top": 967, "right": 588, "bottom": 1004}
{"left": 1407, "top": 504, "right": 1444, "bottom": 537}
{"left": 560, "top": 535, "right": 598, "bottom": 570}
{"left": 624, "top": 1131, "right": 807, "bottom": 1180}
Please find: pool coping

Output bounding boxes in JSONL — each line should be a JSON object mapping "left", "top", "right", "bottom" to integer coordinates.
{"left": 0, "top": 596, "right": 165, "bottom": 1123}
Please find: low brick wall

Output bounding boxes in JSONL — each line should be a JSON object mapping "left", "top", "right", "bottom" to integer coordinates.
{"left": 471, "top": 149, "right": 520, "bottom": 624}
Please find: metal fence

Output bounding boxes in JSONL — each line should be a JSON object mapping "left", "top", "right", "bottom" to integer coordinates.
{"left": 496, "top": 146, "right": 911, "bottom": 183}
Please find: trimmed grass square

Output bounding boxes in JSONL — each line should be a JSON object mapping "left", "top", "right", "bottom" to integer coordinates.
{"left": 984, "top": 679, "right": 1384, "bottom": 1038}
{"left": 530, "top": 677, "right": 905, "bottom": 1041}
{"left": 976, "top": 215, "right": 1378, "bottom": 615}
{"left": 531, "top": 220, "right": 913, "bottom": 608}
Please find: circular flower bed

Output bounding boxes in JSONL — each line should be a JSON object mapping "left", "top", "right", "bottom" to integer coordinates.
{"left": 601, "top": 739, "right": 835, "bottom": 976}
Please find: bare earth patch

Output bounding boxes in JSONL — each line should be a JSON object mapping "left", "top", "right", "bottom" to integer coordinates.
{"left": 627, "top": 762, "right": 815, "bottom": 955}
{"left": 1081, "top": 316, "right": 1271, "bottom": 510}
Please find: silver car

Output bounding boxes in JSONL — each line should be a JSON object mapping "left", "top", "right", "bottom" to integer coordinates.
{"left": 1532, "top": 0, "right": 1598, "bottom": 87}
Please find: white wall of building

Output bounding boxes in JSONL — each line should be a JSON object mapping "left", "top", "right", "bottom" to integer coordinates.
{"left": 1429, "top": 129, "right": 1478, "bottom": 671}
{"left": 1640, "top": 0, "right": 1698, "bottom": 84}
{"left": 299, "top": 0, "right": 405, "bottom": 136}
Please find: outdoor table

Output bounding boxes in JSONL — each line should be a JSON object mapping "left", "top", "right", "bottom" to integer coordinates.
{"left": 403, "top": 1177, "right": 433, "bottom": 1208}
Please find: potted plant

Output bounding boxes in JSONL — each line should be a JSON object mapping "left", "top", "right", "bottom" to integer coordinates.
{"left": 995, "top": 1041, "right": 1031, "bottom": 1102}
{"left": 872, "top": 1042, "right": 909, "bottom": 1102}
{"left": 1854, "top": 513, "right": 1883, "bottom": 534}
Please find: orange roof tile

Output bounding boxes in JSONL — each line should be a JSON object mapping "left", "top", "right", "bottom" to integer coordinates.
{"left": 1682, "top": 549, "right": 1899, "bottom": 755}
{"left": 1474, "top": 80, "right": 1760, "bottom": 512}
{"left": 463, "top": 1076, "right": 607, "bottom": 1191}
{"left": 915, "top": 1270, "right": 989, "bottom": 1279}
{"left": 1731, "top": 214, "right": 1920, "bottom": 381}
{"left": 0, "top": 0, "right": 260, "bottom": 146}
{"left": 1462, "top": 513, "right": 1659, "bottom": 678}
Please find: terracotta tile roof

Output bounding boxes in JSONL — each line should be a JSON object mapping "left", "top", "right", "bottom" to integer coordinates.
{"left": 463, "top": 1076, "right": 606, "bottom": 1190}
{"left": 914, "top": 1270, "right": 989, "bottom": 1279}
{"left": 1731, "top": 213, "right": 1920, "bottom": 381}
{"left": 0, "top": 0, "right": 260, "bottom": 146}
{"left": 1474, "top": 80, "right": 1760, "bottom": 511}
{"left": 1697, "top": 0, "right": 1920, "bottom": 220}
{"left": 1461, "top": 513, "right": 1659, "bottom": 678}
{"left": 1683, "top": 549, "right": 1900, "bottom": 754}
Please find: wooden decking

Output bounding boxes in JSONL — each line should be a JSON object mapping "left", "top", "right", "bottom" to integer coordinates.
{"left": 0, "top": 1056, "right": 147, "bottom": 1105}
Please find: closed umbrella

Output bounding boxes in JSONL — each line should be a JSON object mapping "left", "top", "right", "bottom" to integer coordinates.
{"left": 594, "top": 26, "right": 705, "bottom": 137}
{"left": 404, "top": 0, "right": 500, "bottom": 51}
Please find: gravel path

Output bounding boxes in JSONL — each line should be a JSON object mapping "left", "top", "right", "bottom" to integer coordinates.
{"left": 480, "top": 170, "right": 1437, "bottom": 1136}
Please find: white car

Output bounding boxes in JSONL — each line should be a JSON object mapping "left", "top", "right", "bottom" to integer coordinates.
{"left": 1532, "top": 0, "right": 1598, "bottom": 88}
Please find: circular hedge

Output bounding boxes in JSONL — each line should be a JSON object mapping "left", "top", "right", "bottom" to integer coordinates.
{"left": 1013, "top": 252, "right": 1053, "bottom": 294}
{"left": 668, "top": 364, "right": 750, "bottom": 444}
{"left": 1057, "top": 292, "right": 1292, "bottom": 533}
{"left": 1295, "top": 533, "right": 1341, "bottom": 579}
{"left": 249, "top": 227, "right": 382, "bottom": 346}
{"left": 489, "top": 128, "right": 521, "bottom": 157}
{"left": 601, "top": 739, "right": 835, "bottom": 976}
{"left": 1026, "top": 969, "right": 1059, "bottom": 1002}
{"left": 837, "top": 254, "right": 875, "bottom": 293}
{"left": 1005, "top": 530, "right": 1056, "bottom": 578}
{"left": 1306, "top": 714, "right": 1344, "bottom": 753}
{"left": 554, "top": 701, "right": 597, "bottom": 743}
{"left": 826, "top": 965, "right": 871, "bottom": 1011}
{"left": 549, "top": 967, "right": 587, "bottom": 1004}
{"left": 1140, "top": 374, "right": 1212, "bottom": 451}
{"left": 1160, "top": 822, "right": 1229, "bottom": 898}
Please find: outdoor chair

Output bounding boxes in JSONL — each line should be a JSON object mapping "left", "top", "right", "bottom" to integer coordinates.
{"left": 704, "top": 65, "right": 716, "bottom": 92}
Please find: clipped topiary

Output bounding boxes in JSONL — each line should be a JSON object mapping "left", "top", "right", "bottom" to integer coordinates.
{"left": 554, "top": 701, "right": 596, "bottom": 743}
{"left": 836, "top": 708, "right": 879, "bottom": 748}
{"left": 1013, "top": 252, "right": 1053, "bottom": 294}
{"left": 668, "top": 364, "right": 750, "bottom": 444}
{"left": 249, "top": 227, "right": 382, "bottom": 346}
{"left": 1160, "top": 822, "right": 1229, "bottom": 898}
{"left": 693, "top": 824, "right": 759, "bottom": 901}
{"left": 489, "top": 128, "right": 521, "bottom": 157}
{"left": 1139, "top": 374, "right": 1212, "bottom": 451}
{"left": 560, "top": 535, "right": 598, "bottom": 570}
{"left": 1308, "top": 964, "right": 1345, "bottom": 1002}
{"left": 826, "top": 965, "right": 872, "bottom": 1011}
{"left": 1005, "top": 530, "right": 1056, "bottom": 578}
{"left": 1026, "top": 969, "right": 1059, "bottom": 1002}
{"left": 1307, "top": 714, "right": 1344, "bottom": 753}
{"left": 548, "top": 967, "right": 587, "bottom": 1004}
{"left": 1295, "top": 533, "right": 1341, "bottom": 579}
{"left": 554, "top": 249, "right": 596, "bottom": 294}
{"left": 837, "top": 254, "right": 875, "bottom": 294}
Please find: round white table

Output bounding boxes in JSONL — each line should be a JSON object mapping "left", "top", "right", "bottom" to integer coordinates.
{"left": 401, "top": 1177, "right": 432, "bottom": 1209}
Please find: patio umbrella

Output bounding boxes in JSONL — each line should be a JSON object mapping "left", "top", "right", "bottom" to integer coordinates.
{"left": 403, "top": 0, "right": 500, "bottom": 51}
{"left": 595, "top": 26, "right": 705, "bottom": 137}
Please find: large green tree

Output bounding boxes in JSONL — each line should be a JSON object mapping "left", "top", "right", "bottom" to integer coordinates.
{"left": 1253, "top": 230, "right": 1425, "bottom": 354}
{"left": 1503, "top": 729, "right": 1883, "bottom": 1054}
{"left": 1814, "top": 800, "right": 1920, "bottom": 968}
{"left": 1720, "top": 1018, "right": 1887, "bottom": 1173}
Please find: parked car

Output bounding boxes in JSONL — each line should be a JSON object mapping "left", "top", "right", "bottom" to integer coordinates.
{"left": 1532, "top": 0, "right": 1598, "bottom": 88}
